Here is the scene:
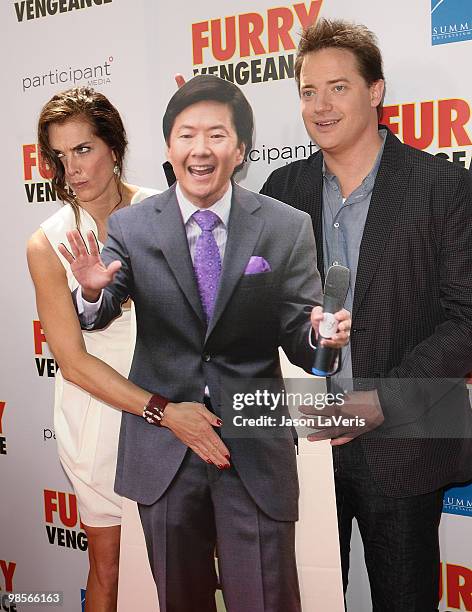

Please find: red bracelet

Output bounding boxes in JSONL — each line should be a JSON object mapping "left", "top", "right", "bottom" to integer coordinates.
{"left": 143, "top": 393, "right": 169, "bottom": 426}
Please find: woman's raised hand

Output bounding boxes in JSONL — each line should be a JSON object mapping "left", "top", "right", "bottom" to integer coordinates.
{"left": 58, "top": 229, "right": 121, "bottom": 301}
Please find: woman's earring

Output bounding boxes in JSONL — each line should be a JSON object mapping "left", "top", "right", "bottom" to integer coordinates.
{"left": 113, "top": 163, "right": 119, "bottom": 175}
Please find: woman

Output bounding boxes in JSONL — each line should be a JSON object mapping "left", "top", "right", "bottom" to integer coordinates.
{"left": 27, "top": 87, "right": 158, "bottom": 611}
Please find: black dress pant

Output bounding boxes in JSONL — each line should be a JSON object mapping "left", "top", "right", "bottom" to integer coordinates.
{"left": 333, "top": 438, "right": 443, "bottom": 612}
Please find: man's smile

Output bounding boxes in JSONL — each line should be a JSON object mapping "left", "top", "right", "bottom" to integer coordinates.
{"left": 188, "top": 165, "right": 215, "bottom": 177}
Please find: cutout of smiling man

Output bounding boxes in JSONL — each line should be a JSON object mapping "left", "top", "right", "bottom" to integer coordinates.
{"left": 61, "top": 75, "right": 351, "bottom": 612}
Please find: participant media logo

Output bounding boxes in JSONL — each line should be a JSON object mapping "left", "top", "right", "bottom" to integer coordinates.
{"left": 21, "top": 57, "right": 114, "bottom": 93}
{"left": 443, "top": 482, "right": 472, "bottom": 517}
{"left": 192, "top": 1, "right": 322, "bottom": 85}
{"left": 44, "top": 489, "right": 88, "bottom": 551}
{"left": 0, "top": 401, "right": 7, "bottom": 456}
{"left": 43, "top": 427, "right": 56, "bottom": 443}
{"left": 432, "top": 0, "right": 472, "bottom": 46}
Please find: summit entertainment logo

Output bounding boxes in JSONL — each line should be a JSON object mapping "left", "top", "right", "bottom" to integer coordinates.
{"left": 432, "top": 0, "right": 472, "bottom": 46}
{"left": 443, "top": 482, "right": 472, "bottom": 517}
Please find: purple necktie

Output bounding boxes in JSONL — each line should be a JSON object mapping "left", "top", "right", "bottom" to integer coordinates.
{"left": 192, "top": 210, "right": 222, "bottom": 322}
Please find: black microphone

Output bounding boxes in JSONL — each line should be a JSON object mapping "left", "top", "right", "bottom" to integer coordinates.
{"left": 312, "top": 265, "right": 350, "bottom": 377}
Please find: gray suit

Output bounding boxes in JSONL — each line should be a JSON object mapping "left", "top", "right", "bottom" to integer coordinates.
{"left": 82, "top": 182, "right": 323, "bottom": 611}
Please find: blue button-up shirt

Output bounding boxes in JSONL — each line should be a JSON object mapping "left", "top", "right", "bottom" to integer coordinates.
{"left": 322, "top": 130, "right": 387, "bottom": 387}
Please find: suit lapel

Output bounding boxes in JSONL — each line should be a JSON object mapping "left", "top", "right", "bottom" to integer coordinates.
{"left": 153, "top": 187, "right": 205, "bottom": 323}
{"left": 353, "top": 131, "right": 412, "bottom": 316}
{"left": 205, "top": 183, "right": 263, "bottom": 339}
{"left": 300, "top": 154, "right": 325, "bottom": 285}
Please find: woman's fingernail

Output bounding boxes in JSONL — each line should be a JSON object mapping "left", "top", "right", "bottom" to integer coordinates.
{"left": 216, "top": 418, "right": 223, "bottom": 426}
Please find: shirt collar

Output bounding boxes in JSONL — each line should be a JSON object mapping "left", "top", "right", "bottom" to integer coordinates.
{"left": 176, "top": 182, "right": 232, "bottom": 227}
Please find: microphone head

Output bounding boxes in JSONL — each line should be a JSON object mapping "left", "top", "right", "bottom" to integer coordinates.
{"left": 323, "top": 265, "right": 350, "bottom": 313}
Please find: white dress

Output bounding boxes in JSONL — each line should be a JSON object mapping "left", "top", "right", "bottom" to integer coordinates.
{"left": 41, "top": 187, "right": 158, "bottom": 527}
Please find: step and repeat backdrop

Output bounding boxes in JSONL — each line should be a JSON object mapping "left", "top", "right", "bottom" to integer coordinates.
{"left": 1, "top": 0, "right": 471, "bottom": 610}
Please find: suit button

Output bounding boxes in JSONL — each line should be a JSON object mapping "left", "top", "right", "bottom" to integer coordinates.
{"left": 202, "top": 354, "right": 211, "bottom": 362}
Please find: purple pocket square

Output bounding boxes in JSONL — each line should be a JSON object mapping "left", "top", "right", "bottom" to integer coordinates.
{"left": 244, "top": 256, "right": 271, "bottom": 275}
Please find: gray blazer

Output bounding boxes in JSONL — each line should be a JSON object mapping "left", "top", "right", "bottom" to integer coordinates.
{"left": 83, "top": 183, "right": 323, "bottom": 521}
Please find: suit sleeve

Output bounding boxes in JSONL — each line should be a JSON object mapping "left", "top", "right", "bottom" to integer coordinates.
{"left": 377, "top": 169, "right": 472, "bottom": 428}
{"left": 278, "top": 214, "right": 323, "bottom": 372}
{"left": 76, "top": 213, "right": 134, "bottom": 330}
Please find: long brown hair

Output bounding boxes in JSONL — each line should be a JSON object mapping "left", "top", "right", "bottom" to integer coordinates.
{"left": 37, "top": 87, "right": 128, "bottom": 225}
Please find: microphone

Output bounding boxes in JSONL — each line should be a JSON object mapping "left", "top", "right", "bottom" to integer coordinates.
{"left": 312, "top": 265, "right": 350, "bottom": 377}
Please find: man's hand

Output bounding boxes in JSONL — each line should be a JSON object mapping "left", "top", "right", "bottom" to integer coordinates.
{"left": 301, "top": 389, "right": 384, "bottom": 445}
{"left": 58, "top": 229, "right": 121, "bottom": 301}
{"left": 311, "top": 306, "right": 351, "bottom": 348}
{"left": 161, "top": 402, "right": 231, "bottom": 468}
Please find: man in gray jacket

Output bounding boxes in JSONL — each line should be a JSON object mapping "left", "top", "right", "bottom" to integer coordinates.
{"left": 62, "top": 75, "right": 351, "bottom": 612}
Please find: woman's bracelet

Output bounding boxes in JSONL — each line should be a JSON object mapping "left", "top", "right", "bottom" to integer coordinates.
{"left": 142, "top": 393, "right": 169, "bottom": 426}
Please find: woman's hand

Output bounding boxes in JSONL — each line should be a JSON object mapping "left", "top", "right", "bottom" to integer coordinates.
{"left": 161, "top": 402, "right": 231, "bottom": 468}
{"left": 58, "top": 229, "right": 121, "bottom": 301}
